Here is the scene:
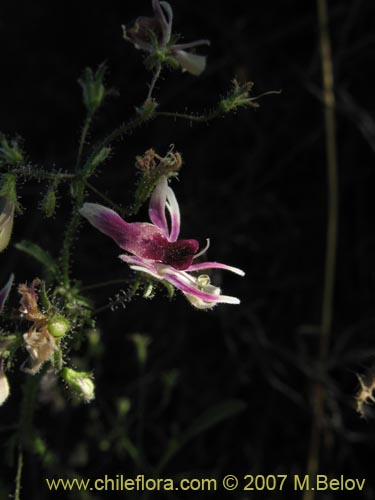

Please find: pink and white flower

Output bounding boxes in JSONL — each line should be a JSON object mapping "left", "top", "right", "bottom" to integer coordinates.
{"left": 79, "top": 177, "right": 244, "bottom": 309}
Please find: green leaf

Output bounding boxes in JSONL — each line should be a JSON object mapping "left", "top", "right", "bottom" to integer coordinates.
{"left": 157, "top": 399, "right": 246, "bottom": 472}
{"left": 15, "top": 240, "right": 59, "bottom": 277}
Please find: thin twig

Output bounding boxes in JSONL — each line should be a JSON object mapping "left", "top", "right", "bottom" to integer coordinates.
{"left": 156, "top": 110, "right": 222, "bottom": 123}
{"left": 14, "top": 446, "right": 23, "bottom": 500}
{"left": 81, "top": 278, "right": 131, "bottom": 292}
{"left": 304, "top": 1, "right": 338, "bottom": 499}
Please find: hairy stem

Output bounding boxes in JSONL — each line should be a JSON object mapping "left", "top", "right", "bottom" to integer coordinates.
{"left": 146, "top": 64, "right": 162, "bottom": 101}
{"left": 60, "top": 209, "right": 81, "bottom": 287}
{"left": 75, "top": 115, "right": 92, "bottom": 171}
{"left": 82, "top": 111, "right": 154, "bottom": 175}
{"left": 156, "top": 109, "right": 224, "bottom": 123}
{"left": 304, "top": 1, "right": 338, "bottom": 499}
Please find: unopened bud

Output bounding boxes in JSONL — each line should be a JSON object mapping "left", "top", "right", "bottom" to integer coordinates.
{"left": 78, "top": 63, "right": 106, "bottom": 116}
{"left": 61, "top": 367, "right": 95, "bottom": 403}
{"left": 129, "top": 333, "right": 152, "bottom": 367}
{"left": 42, "top": 187, "right": 57, "bottom": 218}
{"left": 0, "top": 136, "right": 23, "bottom": 166}
{"left": 48, "top": 314, "right": 70, "bottom": 338}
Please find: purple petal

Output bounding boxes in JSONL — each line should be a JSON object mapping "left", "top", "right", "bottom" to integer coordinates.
{"left": 187, "top": 262, "right": 245, "bottom": 276}
{"left": 149, "top": 176, "right": 169, "bottom": 236}
{"left": 162, "top": 238, "right": 199, "bottom": 269}
{"left": 81, "top": 202, "right": 197, "bottom": 268}
{"left": 80, "top": 203, "right": 163, "bottom": 256}
{"left": 0, "top": 274, "right": 14, "bottom": 313}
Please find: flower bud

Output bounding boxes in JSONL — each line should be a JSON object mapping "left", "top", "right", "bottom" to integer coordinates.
{"left": 129, "top": 333, "right": 152, "bottom": 367}
{"left": 0, "top": 174, "right": 17, "bottom": 252}
{"left": 61, "top": 367, "right": 95, "bottom": 403}
{"left": 0, "top": 136, "right": 23, "bottom": 166}
{"left": 47, "top": 314, "right": 70, "bottom": 339}
{"left": 42, "top": 186, "right": 57, "bottom": 218}
{"left": 78, "top": 64, "right": 106, "bottom": 116}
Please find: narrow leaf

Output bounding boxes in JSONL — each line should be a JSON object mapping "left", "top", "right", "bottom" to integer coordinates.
{"left": 15, "top": 240, "right": 59, "bottom": 277}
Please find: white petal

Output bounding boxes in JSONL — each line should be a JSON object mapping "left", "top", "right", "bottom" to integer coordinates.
{"left": 0, "top": 370, "right": 10, "bottom": 406}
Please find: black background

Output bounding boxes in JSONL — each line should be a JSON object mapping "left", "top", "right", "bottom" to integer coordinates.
{"left": 1, "top": 0, "right": 375, "bottom": 498}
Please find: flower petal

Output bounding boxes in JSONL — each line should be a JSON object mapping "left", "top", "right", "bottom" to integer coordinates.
{"left": 165, "top": 186, "right": 180, "bottom": 242}
{"left": 152, "top": 0, "right": 171, "bottom": 46}
{"left": 0, "top": 362, "right": 10, "bottom": 406}
{"left": 187, "top": 262, "right": 245, "bottom": 276}
{"left": 149, "top": 176, "right": 169, "bottom": 236}
{"left": 124, "top": 16, "right": 160, "bottom": 51}
{"left": 80, "top": 202, "right": 166, "bottom": 258}
{"left": 172, "top": 50, "right": 207, "bottom": 76}
{"left": 160, "top": 267, "right": 231, "bottom": 303}
{"left": 0, "top": 274, "right": 14, "bottom": 313}
{"left": 184, "top": 292, "right": 239, "bottom": 309}
{"left": 119, "top": 255, "right": 161, "bottom": 279}
{"left": 160, "top": 1, "right": 173, "bottom": 46}
{"left": 172, "top": 39, "right": 211, "bottom": 51}
{"left": 149, "top": 177, "right": 181, "bottom": 241}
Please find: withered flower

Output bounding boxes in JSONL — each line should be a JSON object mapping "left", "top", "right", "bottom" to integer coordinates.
{"left": 19, "top": 279, "right": 57, "bottom": 375}
{"left": 356, "top": 372, "right": 375, "bottom": 419}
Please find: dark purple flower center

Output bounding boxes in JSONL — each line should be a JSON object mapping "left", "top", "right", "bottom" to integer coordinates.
{"left": 143, "top": 234, "right": 199, "bottom": 270}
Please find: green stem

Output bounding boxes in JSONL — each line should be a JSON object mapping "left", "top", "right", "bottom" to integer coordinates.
{"left": 60, "top": 110, "right": 154, "bottom": 288}
{"left": 9, "top": 166, "right": 74, "bottom": 181}
{"left": 60, "top": 209, "right": 81, "bottom": 287}
{"left": 75, "top": 115, "right": 92, "bottom": 172}
{"left": 82, "top": 111, "right": 154, "bottom": 176}
{"left": 156, "top": 109, "right": 223, "bottom": 123}
{"left": 81, "top": 278, "right": 131, "bottom": 292}
{"left": 146, "top": 64, "right": 162, "bottom": 101}
{"left": 14, "top": 446, "right": 23, "bottom": 500}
